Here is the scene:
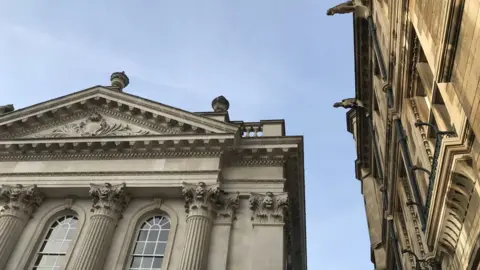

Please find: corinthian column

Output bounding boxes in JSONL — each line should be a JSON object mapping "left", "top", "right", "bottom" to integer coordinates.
{"left": 0, "top": 184, "right": 43, "bottom": 269}
{"left": 72, "top": 183, "right": 130, "bottom": 270}
{"left": 179, "top": 182, "right": 220, "bottom": 270}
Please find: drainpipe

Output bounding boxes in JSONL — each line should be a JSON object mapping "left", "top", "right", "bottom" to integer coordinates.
{"left": 388, "top": 219, "right": 404, "bottom": 269}
{"left": 393, "top": 117, "right": 427, "bottom": 227}
{"left": 366, "top": 113, "right": 389, "bottom": 242}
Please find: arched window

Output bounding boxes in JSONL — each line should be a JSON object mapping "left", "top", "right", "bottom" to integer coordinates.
{"left": 129, "top": 215, "right": 171, "bottom": 270}
{"left": 33, "top": 215, "right": 78, "bottom": 269}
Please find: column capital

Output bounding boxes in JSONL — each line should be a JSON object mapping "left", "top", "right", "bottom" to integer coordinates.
{"left": 182, "top": 182, "right": 220, "bottom": 217}
{"left": 249, "top": 192, "right": 289, "bottom": 224}
{"left": 0, "top": 184, "right": 44, "bottom": 220}
{"left": 89, "top": 182, "right": 130, "bottom": 219}
{"left": 215, "top": 192, "right": 240, "bottom": 223}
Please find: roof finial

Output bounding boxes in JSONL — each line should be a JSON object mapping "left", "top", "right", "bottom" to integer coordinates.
{"left": 211, "top": 96, "right": 230, "bottom": 112}
{"left": 110, "top": 71, "right": 130, "bottom": 91}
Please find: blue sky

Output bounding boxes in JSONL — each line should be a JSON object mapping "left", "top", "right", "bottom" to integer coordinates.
{"left": 0, "top": 1, "right": 371, "bottom": 269}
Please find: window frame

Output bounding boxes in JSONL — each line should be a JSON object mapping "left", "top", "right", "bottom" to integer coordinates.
{"left": 22, "top": 205, "right": 84, "bottom": 270}
{"left": 31, "top": 215, "right": 79, "bottom": 269}
{"left": 115, "top": 201, "right": 178, "bottom": 270}
{"left": 127, "top": 215, "right": 171, "bottom": 270}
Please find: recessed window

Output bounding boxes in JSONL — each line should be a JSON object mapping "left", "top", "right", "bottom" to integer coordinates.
{"left": 129, "top": 215, "right": 171, "bottom": 270}
{"left": 33, "top": 215, "right": 78, "bottom": 270}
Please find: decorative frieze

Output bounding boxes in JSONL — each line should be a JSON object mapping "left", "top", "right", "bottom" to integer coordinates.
{"left": 249, "top": 192, "right": 289, "bottom": 224}
{"left": 31, "top": 112, "right": 152, "bottom": 138}
{"left": 89, "top": 183, "right": 130, "bottom": 219}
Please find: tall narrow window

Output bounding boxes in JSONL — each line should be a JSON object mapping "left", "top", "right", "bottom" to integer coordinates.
{"left": 33, "top": 215, "right": 78, "bottom": 269}
{"left": 129, "top": 215, "right": 171, "bottom": 270}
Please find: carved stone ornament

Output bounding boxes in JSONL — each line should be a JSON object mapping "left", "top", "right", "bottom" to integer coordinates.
{"left": 249, "top": 192, "right": 289, "bottom": 223}
{"left": 89, "top": 183, "right": 130, "bottom": 218}
{"left": 326, "top": 0, "right": 355, "bottom": 15}
{"left": 32, "top": 113, "right": 151, "bottom": 138}
{"left": 215, "top": 192, "right": 240, "bottom": 222}
{"left": 333, "top": 98, "right": 365, "bottom": 109}
{"left": 0, "top": 184, "right": 44, "bottom": 219}
{"left": 182, "top": 182, "right": 220, "bottom": 217}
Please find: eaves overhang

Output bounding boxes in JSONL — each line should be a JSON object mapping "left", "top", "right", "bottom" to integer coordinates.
{"left": 352, "top": 14, "right": 373, "bottom": 180}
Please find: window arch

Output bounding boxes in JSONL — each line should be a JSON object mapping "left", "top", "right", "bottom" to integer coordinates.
{"left": 129, "top": 215, "right": 171, "bottom": 270}
{"left": 32, "top": 215, "right": 79, "bottom": 269}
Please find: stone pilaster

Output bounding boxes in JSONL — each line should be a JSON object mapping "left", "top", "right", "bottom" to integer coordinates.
{"left": 207, "top": 192, "right": 239, "bottom": 270}
{"left": 72, "top": 183, "right": 130, "bottom": 270}
{"left": 0, "top": 184, "right": 43, "bottom": 269}
{"left": 249, "top": 192, "right": 289, "bottom": 270}
{"left": 179, "top": 182, "right": 220, "bottom": 270}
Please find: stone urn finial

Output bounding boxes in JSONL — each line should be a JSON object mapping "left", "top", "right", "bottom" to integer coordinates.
{"left": 211, "top": 95, "right": 230, "bottom": 112}
{"left": 110, "top": 71, "right": 130, "bottom": 91}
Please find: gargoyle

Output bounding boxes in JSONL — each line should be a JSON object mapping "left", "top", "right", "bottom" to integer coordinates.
{"left": 0, "top": 104, "right": 14, "bottom": 114}
{"left": 326, "top": 0, "right": 356, "bottom": 16}
{"left": 333, "top": 98, "right": 365, "bottom": 109}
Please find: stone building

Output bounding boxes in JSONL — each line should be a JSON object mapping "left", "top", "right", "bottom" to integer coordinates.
{"left": 0, "top": 72, "right": 307, "bottom": 270}
{"left": 329, "top": 0, "right": 480, "bottom": 269}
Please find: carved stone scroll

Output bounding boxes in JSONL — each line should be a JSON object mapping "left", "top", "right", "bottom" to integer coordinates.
{"left": 0, "top": 184, "right": 44, "bottom": 220}
{"left": 182, "top": 182, "right": 220, "bottom": 217}
{"left": 0, "top": 184, "right": 44, "bottom": 269}
{"left": 216, "top": 192, "right": 240, "bottom": 223}
{"left": 249, "top": 192, "right": 289, "bottom": 223}
{"left": 89, "top": 182, "right": 130, "bottom": 219}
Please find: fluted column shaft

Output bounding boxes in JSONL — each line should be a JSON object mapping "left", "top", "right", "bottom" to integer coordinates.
{"left": 179, "top": 182, "right": 220, "bottom": 270}
{"left": 0, "top": 214, "right": 29, "bottom": 267}
{"left": 72, "top": 214, "right": 117, "bottom": 269}
{"left": 72, "top": 183, "right": 130, "bottom": 270}
{"left": 179, "top": 215, "right": 212, "bottom": 270}
{"left": 0, "top": 184, "right": 43, "bottom": 269}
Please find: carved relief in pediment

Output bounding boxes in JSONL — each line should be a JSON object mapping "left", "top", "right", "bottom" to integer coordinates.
{"left": 26, "top": 113, "right": 156, "bottom": 138}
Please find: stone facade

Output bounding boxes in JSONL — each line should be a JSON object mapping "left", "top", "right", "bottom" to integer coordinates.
{"left": 330, "top": 0, "right": 480, "bottom": 269}
{"left": 0, "top": 72, "right": 307, "bottom": 270}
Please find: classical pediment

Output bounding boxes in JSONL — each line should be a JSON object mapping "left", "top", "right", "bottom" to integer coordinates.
{"left": 0, "top": 86, "right": 240, "bottom": 139}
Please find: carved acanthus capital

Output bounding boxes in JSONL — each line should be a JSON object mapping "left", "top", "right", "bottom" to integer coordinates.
{"left": 89, "top": 183, "right": 130, "bottom": 218}
{"left": 249, "top": 192, "right": 289, "bottom": 223}
{"left": 182, "top": 182, "right": 220, "bottom": 217}
{"left": 0, "top": 184, "right": 44, "bottom": 219}
{"left": 215, "top": 192, "right": 240, "bottom": 223}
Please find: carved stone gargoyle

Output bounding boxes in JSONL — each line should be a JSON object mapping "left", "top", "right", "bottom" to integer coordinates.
{"left": 333, "top": 98, "right": 365, "bottom": 109}
{"left": 0, "top": 104, "right": 14, "bottom": 114}
{"left": 326, "top": 0, "right": 369, "bottom": 17}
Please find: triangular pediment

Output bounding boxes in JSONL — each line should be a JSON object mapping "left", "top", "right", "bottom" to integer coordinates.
{"left": 0, "top": 86, "right": 240, "bottom": 139}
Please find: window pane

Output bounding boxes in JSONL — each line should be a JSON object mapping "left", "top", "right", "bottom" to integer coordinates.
{"left": 152, "top": 257, "right": 163, "bottom": 268}
{"left": 147, "top": 230, "right": 159, "bottom": 241}
{"left": 34, "top": 215, "right": 79, "bottom": 268}
{"left": 129, "top": 215, "right": 170, "bottom": 270}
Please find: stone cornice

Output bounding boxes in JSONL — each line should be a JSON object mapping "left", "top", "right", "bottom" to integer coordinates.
{"left": 0, "top": 134, "right": 236, "bottom": 159}
{"left": 0, "top": 86, "right": 239, "bottom": 135}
